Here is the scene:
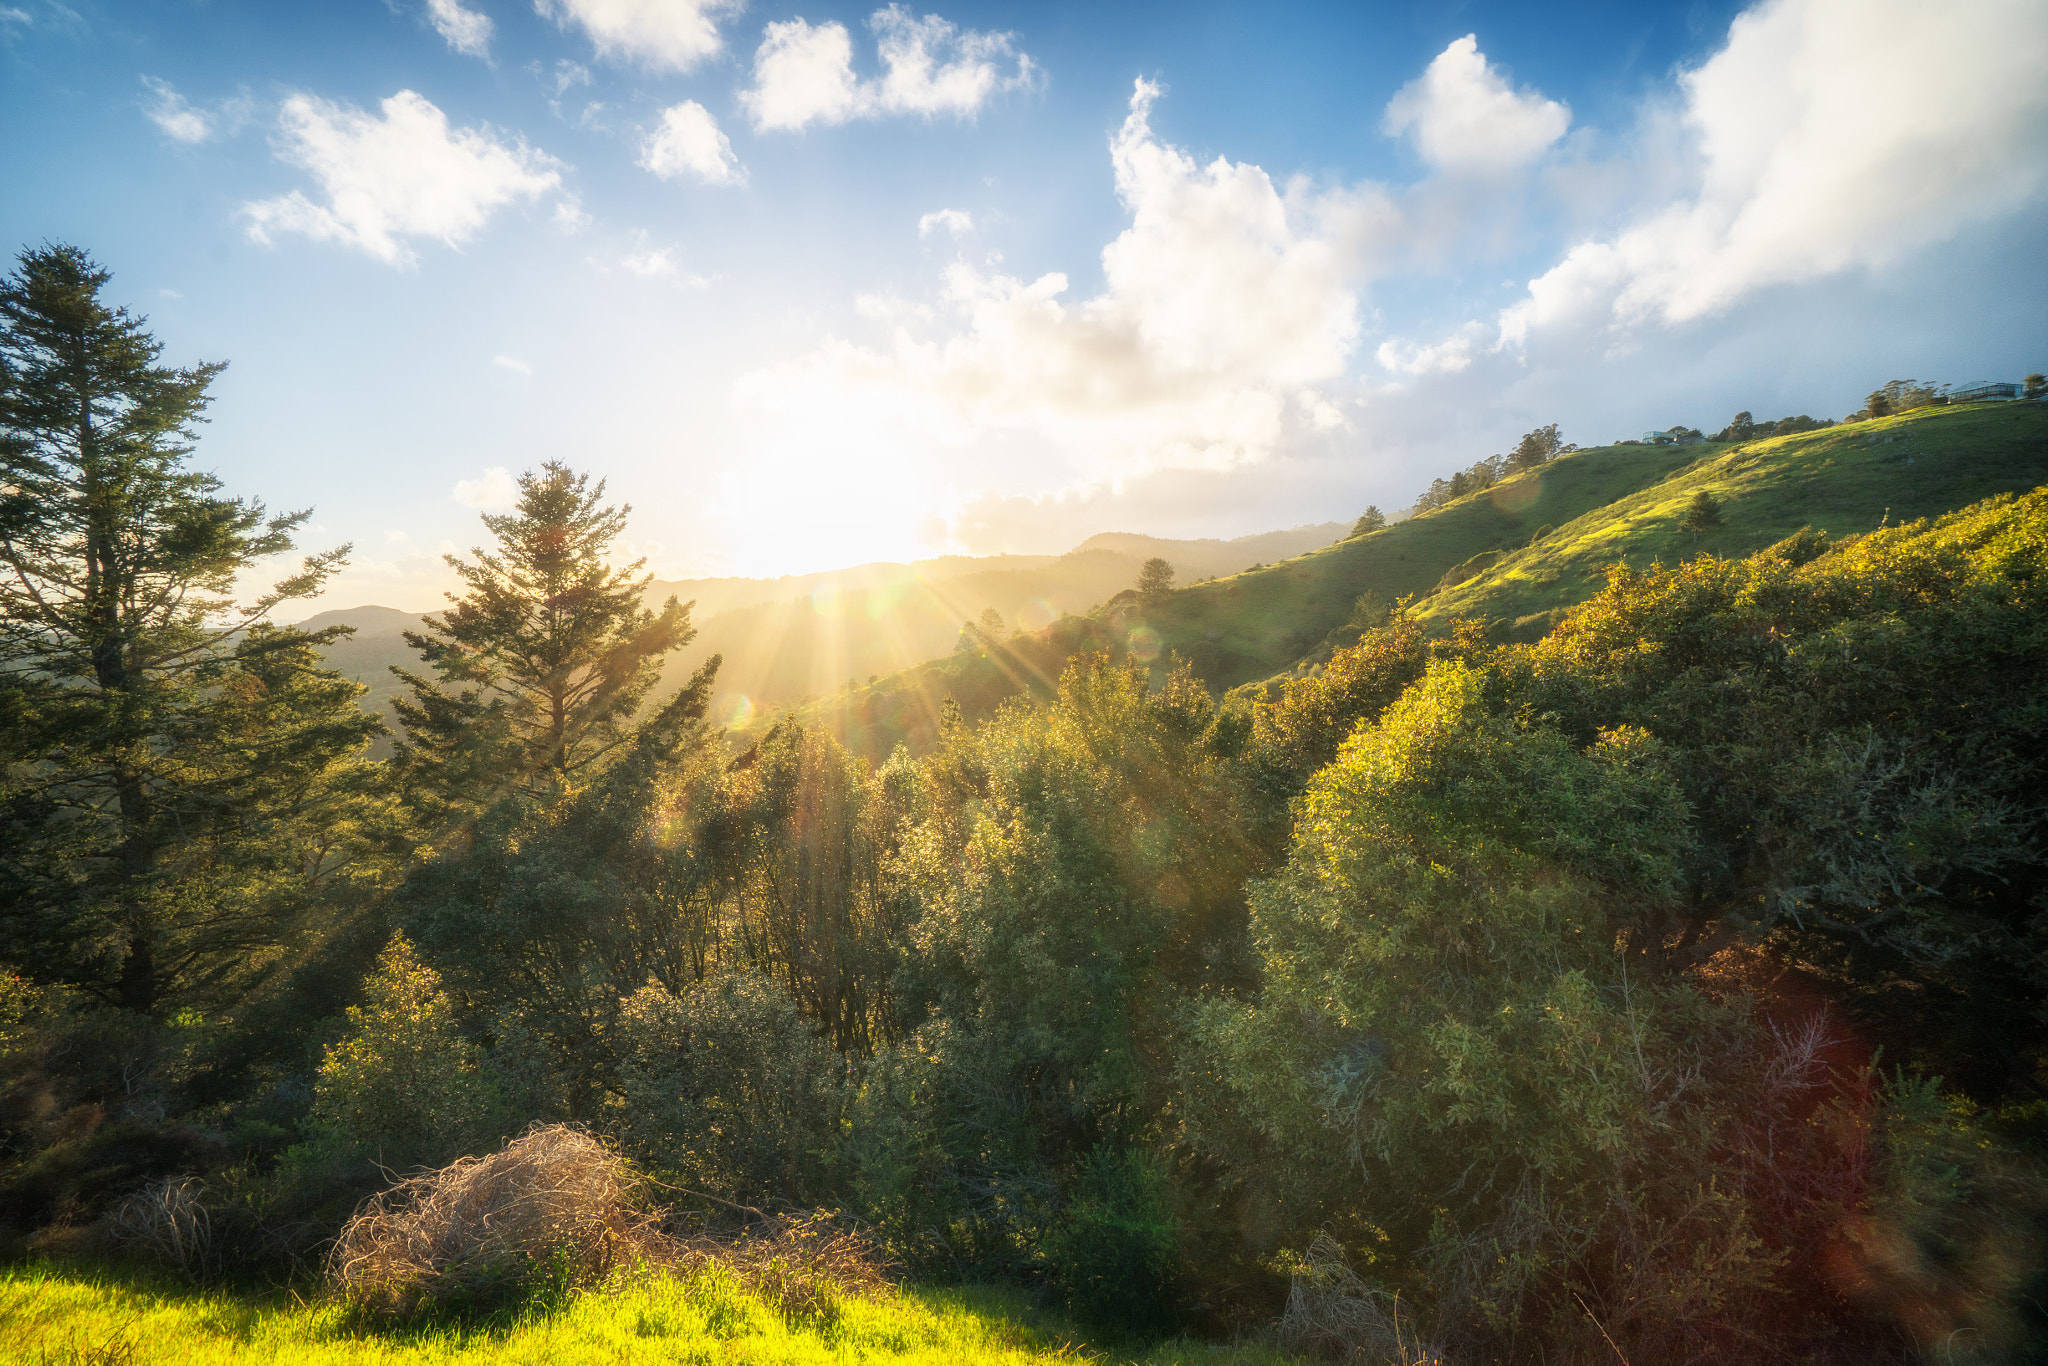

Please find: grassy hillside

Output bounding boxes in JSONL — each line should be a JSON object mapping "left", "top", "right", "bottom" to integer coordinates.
{"left": 787, "top": 440, "right": 1706, "bottom": 756}
{"left": 0, "top": 1263, "right": 1300, "bottom": 1366}
{"left": 1420, "top": 401, "right": 2048, "bottom": 638}
{"left": 791, "top": 402, "right": 2048, "bottom": 758}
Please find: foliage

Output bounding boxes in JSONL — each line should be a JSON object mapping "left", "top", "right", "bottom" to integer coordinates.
{"left": 391, "top": 462, "right": 697, "bottom": 818}
{"left": 0, "top": 244, "right": 374, "bottom": 1015}
{"left": 1137, "top": 557, "right": 1175, "bottom": 598}
{"left": 1679, "top": 488, "right": 1723, "bottom": 533}
{"left": 302, "top": 934, "right": 497, "bottom": 1170}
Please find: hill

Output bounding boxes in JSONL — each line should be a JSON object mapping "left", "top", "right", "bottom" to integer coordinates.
{"left": 296, "top": 523, "right": 1348, "bottom": 749}
{"left": 789, "top": 401, "right": 2048, "bottom": 758}
{"left": 1419, "top": 400, "right": 2048, "bottom": 639}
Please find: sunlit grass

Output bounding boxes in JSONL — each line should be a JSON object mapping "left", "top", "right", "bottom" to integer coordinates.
{"left": 0, "top": 1262, "right": 1304, "bottom": 1366}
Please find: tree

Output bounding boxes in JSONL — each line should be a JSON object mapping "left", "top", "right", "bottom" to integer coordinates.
{"left": 1352, "top": 506, "right": 1385, "bottom": 536}
{"left": 1506, "top": 422, "right": 1563, "bottom": 471}
{"left": 1712, "top": 411, "right": 1757, "bottom": 442}
{"left": 1679, "top": 490, "right": 1723, "bottom": 534}
{"left": 2025, "top": 373, "right": 2046, "bottom": 401}
{"left": 392, "top": 461, "right": 698, "bottom": 815}
{"left": 1136, "top": 557, "right": 1174, "bottom": 598}
{"left": 0, "top": 245, "right": 362, "bottom": 1013}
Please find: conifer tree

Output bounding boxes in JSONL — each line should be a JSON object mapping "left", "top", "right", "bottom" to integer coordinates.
{"left": 392, "top": 461, "right": 698, "bottom": 814}
{"left": 1137, "top": 557, "right": 1175, "bottom": 598}
{"left": 1679, "top": 489, "right": 1724, "bottom": 535}
{"left": 1352, "top": 506, "right": 1385, "bottom": 536}
{"left": 0, "top": 245, "right": 367, "bottom": 1013}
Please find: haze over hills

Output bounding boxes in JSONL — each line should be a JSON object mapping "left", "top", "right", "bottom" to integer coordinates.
{"left": 298, "top": 521, "right": 1350, "bottom": 744}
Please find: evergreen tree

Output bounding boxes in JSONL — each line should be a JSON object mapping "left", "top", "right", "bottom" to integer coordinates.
{"left": 1136, "top": 557, "right": 1175, "bottom": 598}
{"left": 392, "top": 461, "right": 698, "bottom": 815}
{"left": 1352, "top": 506, "right": 1385, "bottom": 536}
{"left": 1506, "top": 422, "right": 1563, "bottom": 471}
{"left": 0, "top": 245, "right": 366, "bottom": 1013}
{"left": 1679, "top": 489, "right": 1724, "bottom": 534}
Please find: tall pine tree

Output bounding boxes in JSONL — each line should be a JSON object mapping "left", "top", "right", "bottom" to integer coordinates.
{"left": 392, "top": 461, "right": 702, "bottom": 817}
{"left": 0, "top": 244, "right": 374, "bottom": 1013}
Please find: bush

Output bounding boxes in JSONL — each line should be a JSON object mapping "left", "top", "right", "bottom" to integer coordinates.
{"left": 1043, "top": 1145, "right": 1180, "bottom": 1332}
{"left": 613, "top": 971, "right": 847, "bottom": 1204}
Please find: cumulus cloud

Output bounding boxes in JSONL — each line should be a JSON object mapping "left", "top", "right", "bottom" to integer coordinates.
{"left": 453, "top": 465, "right": 518, "bottom": 508}
{"left": 425, "top": 0, "right": 493, "bottom": 57}
{"left": 242, "top": 90, "right": 564, "bottom": 266}
{"left": 639, "top": 100, "right": 744, "bottom": 185}
{"left": 1497, "top": 0, "right": 2048, "bottom": 341}
{"left": 742, "top": 4, "right": 1037, "bottom": 133}
{"left": 918, "top": 207, "right": 971, "bottom": 237}
{"left": 1382, "top": 35, "right": 1569, "bottom": 174}
{"left": 536, "top": 0, "right": 739, "bottom": 73}
{"left": 737, "top": 79, "right": 1361, "bottom": 480}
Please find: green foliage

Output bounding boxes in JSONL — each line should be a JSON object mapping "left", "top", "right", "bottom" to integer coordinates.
{"left": 1042, "top": 1146, "right": 1180, "bottom": 1331}
{"left": 1350, "top": 506, "right": 1385, "bottom": 536}
{"left": 0, "top": 245, "right": 374, "bottom": 1016}
{"left": 392, "top": 461, "right": 698, "bottom": 817}
{"left": 614, "top": 971, "right": 848, "bottom": 1203}
{"left": 303, "top": 934, "right": 497, "bottom": 1169}
{"left": 1679, "top": 488, "right": 1723, "bottom": 533}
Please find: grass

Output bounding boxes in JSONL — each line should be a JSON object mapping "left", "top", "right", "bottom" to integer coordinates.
{"left": 1417, "top": 402, "right": 2048, "bottom": 638}
{"left": 0, "top": 1261, "right": 1304, "bottom": 1366}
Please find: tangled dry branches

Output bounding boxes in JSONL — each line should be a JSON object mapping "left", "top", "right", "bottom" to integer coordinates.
{"left": 1277, "top": 1233, "right": 1444, "bottom": 1365}
{"left": 328, "top": 1124, "right": 662, "bottom": 1315}
{"left": 102, "top": 1176, "right": 215, "bottom": 1283}
{"left": 325, "top": 1123, "right": 893, "bottom": 1318}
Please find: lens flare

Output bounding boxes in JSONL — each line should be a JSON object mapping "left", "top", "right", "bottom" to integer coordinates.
{"left": 1128, "top": 624, "right": 1162, "bottom": 662}
{"left": 1015, "top": 597, "right": 1056, "bottom": 631}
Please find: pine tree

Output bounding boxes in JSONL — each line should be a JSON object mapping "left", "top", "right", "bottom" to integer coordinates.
{"left": 392, "top": 461, "right": 699, "bottom": 815}
{"left": 1679, "top": 490, "right": 1724, "bottom": 535}
{"left": 1352, "top": 506, "right": 1386, "bottom": 536}
{"left": 0, "top": 245, "right": 366, "bottom": 1013}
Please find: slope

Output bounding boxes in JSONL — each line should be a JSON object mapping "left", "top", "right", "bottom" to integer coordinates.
{"left": 1419, "top": 401, "right": 2048, "bottom": 639}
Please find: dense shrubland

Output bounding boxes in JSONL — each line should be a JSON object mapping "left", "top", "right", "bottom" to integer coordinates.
{"left": 5, "top": 247, "right": 2048, "bottom": 1363}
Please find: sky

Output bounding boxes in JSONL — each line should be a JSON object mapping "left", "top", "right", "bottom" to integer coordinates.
{"left": 4, "top": 0, "right": 2046, "bottom": 611}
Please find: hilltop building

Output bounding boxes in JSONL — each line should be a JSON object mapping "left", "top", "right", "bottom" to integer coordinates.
{"left": 1950, "top": 380, "right": 2018, "bottom": 402}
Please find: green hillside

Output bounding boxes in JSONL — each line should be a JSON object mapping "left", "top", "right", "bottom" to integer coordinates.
{"left": 793, "top": 401, "right": 2048, "bottom": 758}
{"left": 1420, "top": 401, "right": 2048, "bottom": 638}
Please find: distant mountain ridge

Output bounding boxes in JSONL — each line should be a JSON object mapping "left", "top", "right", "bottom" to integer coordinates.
{"left": 296, "top": 521, "right": 1350, "bottom": 750}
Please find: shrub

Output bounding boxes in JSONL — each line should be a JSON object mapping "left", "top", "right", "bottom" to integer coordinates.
{"left": 1043, "top": 1145, "right": 1181, "bottom": 1332}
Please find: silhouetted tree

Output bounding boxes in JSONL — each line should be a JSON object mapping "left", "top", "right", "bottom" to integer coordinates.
{"left": 1137, "top": 557, "right": 1175, "bottom": 598}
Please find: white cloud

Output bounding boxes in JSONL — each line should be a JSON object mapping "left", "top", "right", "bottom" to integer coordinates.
{"left": 1382, "top": 36, "right": 1568, "bottom": 174}
{"left": 426, "top": 0, "right": 493, "bottom": 58}
{"left": 742, "top": 4, "right": 1037, "bottom": 133}
{"left": 918, "top": 207, "right": 972, "bottom": 238}
{"left": 492, "top": 354, "right": 532, "bottom": 374}
{"left": 1376, "top": 322, "right": 1486, "bottom": 375}
{"left": 242, "top": 90, "right": 564, "bottom": 266}
{"left": 453, "top": 465, "right": 518, "bottom": 508}
{"left": 639, "top": 101, "right": 744, "bottom": 185}
{"left": 737, "top": 79, "right": 1361, "bottom": 481}
{"left": 536, "top": 0, "right": 739, "bottom": 73}
{"left": 141, "top": 76, "right": 216, "bottom": 143}
{"left": 551, "top": 194, "right": 591, "bottom": 232}
{"left": 1497, "top": 0, "right": 2048, "bottom": 340}
{"left": 0, "top": 6, "right": 30, "bottom": 25}
{"left": 619, "top": 239, "right": 713, "bottom": 287}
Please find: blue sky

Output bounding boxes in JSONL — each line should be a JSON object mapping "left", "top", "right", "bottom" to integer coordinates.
{"left": 4, "top": 0, "right": 2045, "bottom": 609}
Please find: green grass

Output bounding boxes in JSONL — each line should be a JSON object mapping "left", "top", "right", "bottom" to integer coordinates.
{"left": 1417, "top": 402, "right": 2048, "bottom": 639}
{"left": 0, "top": 1262, "right": 1303, "bottom": 1366}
